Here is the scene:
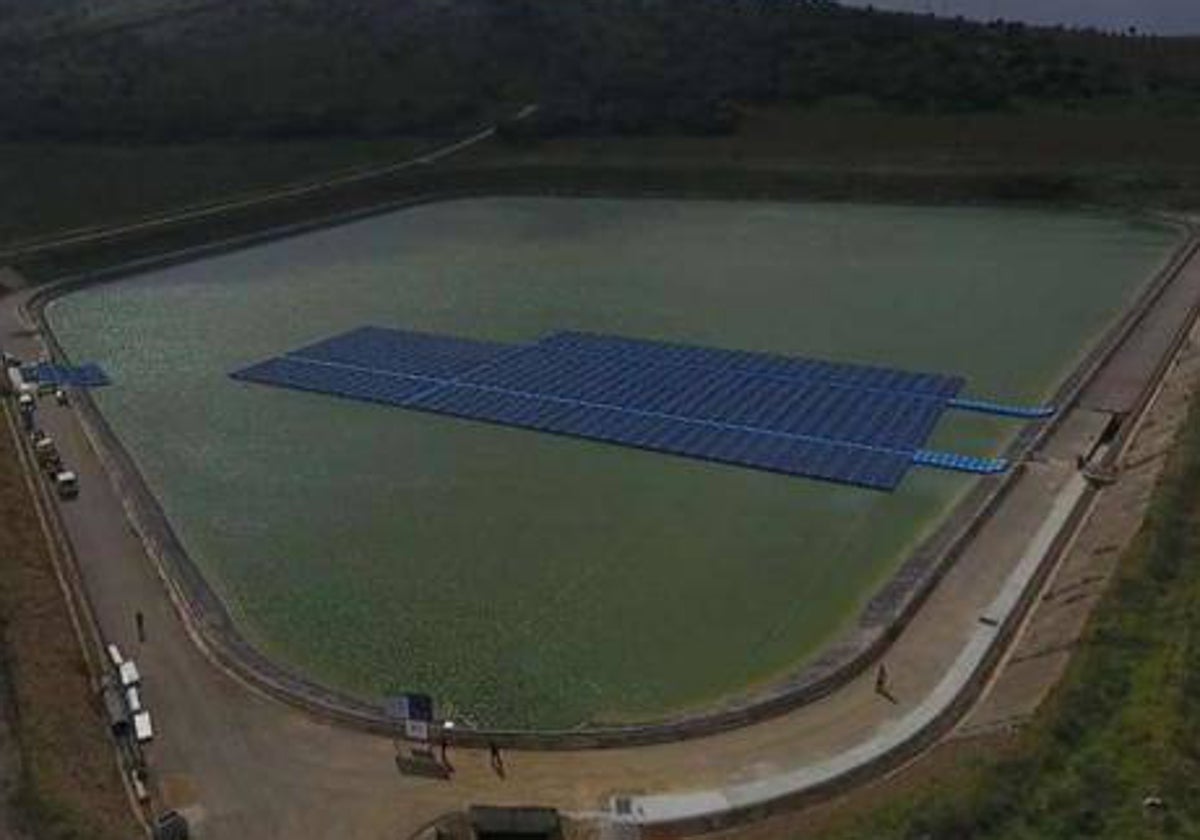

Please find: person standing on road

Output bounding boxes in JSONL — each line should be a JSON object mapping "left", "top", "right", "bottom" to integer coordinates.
{"left": 439, "top": 732, "right": 452, "bottom": 773}
{"left": 875, "top": 662, "right": 893, "bottom": 700}
{"left": 489, "top": 741, "right": 505, "bottom": 778}
{"left": 135, "top": 610, "right": 146, "bottom": 643}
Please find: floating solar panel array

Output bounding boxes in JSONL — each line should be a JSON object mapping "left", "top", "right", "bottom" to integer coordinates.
{"left": 22, "top": 362, "right": 110, "bottom": 388}
{"left": 232, "top": 327, "right": 1042, "bottom": 491}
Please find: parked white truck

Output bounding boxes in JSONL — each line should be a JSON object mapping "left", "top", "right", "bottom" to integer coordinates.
{"left": 53, "top": 470, "right": 79, "bottom": 500}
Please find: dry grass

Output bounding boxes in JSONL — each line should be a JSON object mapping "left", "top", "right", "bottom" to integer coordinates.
{"left": 0, "top": 137, "right": 444, "bottom": 247}
{"left": 499, "top": 104, "right": 1200, "bottom": 174}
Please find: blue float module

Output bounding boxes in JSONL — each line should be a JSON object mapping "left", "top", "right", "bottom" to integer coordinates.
{"left": 21, "top": 361, "right": 110, "bottom": 388}
{"left": 231, "top": 327, "right": 1049, "bottom": 491}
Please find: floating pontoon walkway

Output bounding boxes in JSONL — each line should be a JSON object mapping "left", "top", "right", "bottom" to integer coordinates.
{"left": 912, "top": 449, "right": 1008, "bottom": 475}
{"left": 948, "top": 397, "right": 1055, "bottom": 419}
{"left": 232, "top": 327, "right": 1047, "bottom": 491}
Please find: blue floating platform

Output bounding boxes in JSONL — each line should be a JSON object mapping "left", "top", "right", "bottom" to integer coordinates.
{"left": 22, "top": 362, "right": 110, "bottom": 388}
{"left": 232, "top": 327, "right": 1030, "bottom": 491}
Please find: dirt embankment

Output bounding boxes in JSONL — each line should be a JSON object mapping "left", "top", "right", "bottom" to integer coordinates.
{"left": 1, "top": 671, "right": 31, "bottom": 840}
{"left": 0, "top": 404, "right": 136, "bottom": 839}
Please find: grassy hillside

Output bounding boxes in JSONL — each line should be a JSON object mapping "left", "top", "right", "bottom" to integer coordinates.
{"left": 3, "top": 0, "right": 1198, "bottom": 142}
{"left": 506, "top": 104, "right": 1200, "bottom": 173}
{"left": 0, "top": 137, "right": 444, "bottom": 246}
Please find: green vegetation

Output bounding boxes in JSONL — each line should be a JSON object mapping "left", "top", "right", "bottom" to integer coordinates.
{"left": 488, "top": 104, "right": 1200, "bottom": 209}
{"left": 4, "top": 102, "right": 1199, "bottom": 260}
{"left": 831, "top": 390, "right": 1200, "bottom": 839}
{"left": 512, "top": 103, "right": 1200, "bottom": 171}
{"left": 2, "top": 0, "right": 1198, "bottom": 141}
{"left": 1, "top": 3, "right": 1196, "bottom": 268}
{"left": 0, "top": 137, "right": 446, "bottom": 245}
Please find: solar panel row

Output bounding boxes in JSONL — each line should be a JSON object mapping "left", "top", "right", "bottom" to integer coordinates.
{"left": 536, "top": 331, "right": 965, "bottom": 398}
{"left": 460, "top": 347, "right": 945, "bottom": 449}
{"left": 234, "top": 354, "right": 911, "bottom": 489}
{"left": 232, "top": 357, "right": 438, "bottom": 406}
{"left": 290, "top": 325, "right": 511, "bottom": 380}
{"left": 409, "top": 383, "right": 913, "bottom": 489}
{"left": 231, "top": 327, "right": 973, "bottom": 490}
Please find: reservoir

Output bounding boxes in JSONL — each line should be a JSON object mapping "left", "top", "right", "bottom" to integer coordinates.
{"left": 47, "top": 198, "right": 1177, "bottom": 728}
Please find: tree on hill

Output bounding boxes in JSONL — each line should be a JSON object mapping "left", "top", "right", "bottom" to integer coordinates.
{"left": 0, "top": 0, "right": 1191, "bottom": 141}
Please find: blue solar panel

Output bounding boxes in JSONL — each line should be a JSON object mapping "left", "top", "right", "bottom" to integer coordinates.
{"left": 22, "top": 362, "right": 111, "bottom": 388}
{"left": 400, "top": 382, "right": 913, "bottom": 489}
{"left": 288, "top": 326, "right": 511, "bottom": 380}
{"left": 230, "top": 327, "right": 978, "bottom": 490}
{"left": 535, "top": 332, "right": 965, "bottom": 397}
{"left": 231, "top": 356, "right": 447, "bottom": 407}
{"left": 458, "top": 346, "right": 943, "bottom": 451}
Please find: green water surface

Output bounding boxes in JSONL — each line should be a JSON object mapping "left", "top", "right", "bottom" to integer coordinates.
{"left": 47, "top": 198, "right": 1177, "bottom": 728}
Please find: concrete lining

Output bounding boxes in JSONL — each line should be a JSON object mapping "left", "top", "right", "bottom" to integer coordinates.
{"left": 1038, "top": 408, "right": 1114, "bottom": 464}
{"left": 1081, "top": 238, "right": 1200, "bottom": 412}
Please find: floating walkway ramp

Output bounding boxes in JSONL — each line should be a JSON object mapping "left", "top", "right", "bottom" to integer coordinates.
{"left": 912, "top": 450, "right": 1008, "bottom": 476}
{"left": 948, "top": 397, "right": 1055, "bottom": 420}
{"left": 910, "top": 396, "right": 1056, "bottom": 475}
